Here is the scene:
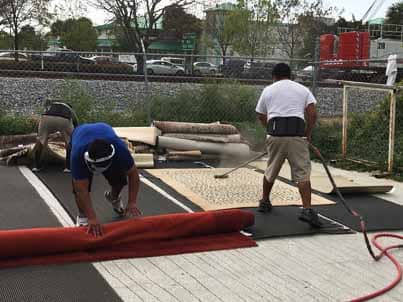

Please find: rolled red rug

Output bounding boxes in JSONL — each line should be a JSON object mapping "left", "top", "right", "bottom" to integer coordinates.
{"left": 0, "top": 209, "right": 256, "bottom": 269}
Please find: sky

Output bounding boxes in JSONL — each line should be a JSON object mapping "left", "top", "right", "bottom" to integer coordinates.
{"left": 324, "top": 0, "right": 399, "bottom": 21}
{"left": 54, "top": 0, "right": 402, "bottom": 26}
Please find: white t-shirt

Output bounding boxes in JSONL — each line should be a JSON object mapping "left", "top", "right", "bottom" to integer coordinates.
{"left": 255, "top": 79, "right": 317, "bottom": 120}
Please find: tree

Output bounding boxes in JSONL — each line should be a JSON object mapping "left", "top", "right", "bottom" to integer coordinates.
{"left": 52, "top": 0, "right": 87, "bottom": 20}
{"left": 385, "top": 1, "right": 403, "bottom": 25}
{"left": 233, "top": 0, "right": 279, "bottom": 58}
{"left": 19, "top": 24, "right": 44, "bottom": 49}
{"left": 274, "top": 0, "right": 335, "bottom": 60}
{"left": 297, "top": 1, "right": 336, "bottom": 59}
{"left": 0, "top": 30, "right": 12, "bottom": 49}
{"left": 162, "top": 4, "right": 202, "bottom": 39}
{"left": 64, "top": 18, "right": 97, "bottom": 51}
{"left": 274, "top": 0, "right": 304, "bottom": 60}
{"left": 93, "top": 0, "right": 193, "bottom": 74}
{"left": 49, "top": 18, "right": 98, "bottom": 51}
{"left": 0, "top": 0, "right": 50, "bottom": 55}
{"left": 205, "top": 5, "right": 241, "bottom": 58}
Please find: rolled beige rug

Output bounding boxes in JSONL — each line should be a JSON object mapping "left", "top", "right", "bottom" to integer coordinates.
{"left": 158, "top": 136, "right": 250, "bottom": 158}
{"left": 163, "top": 133, "right": 242, "bottom": 144}
{"left": 153, "top": 121, "right": 239, "bottom": 135}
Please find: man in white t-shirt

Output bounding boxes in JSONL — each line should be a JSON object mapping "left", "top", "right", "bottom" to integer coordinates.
{"left": 255, "top": 63, "right": 321, "bottom": 228}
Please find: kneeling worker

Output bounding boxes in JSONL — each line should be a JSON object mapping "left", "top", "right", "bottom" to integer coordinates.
{"left": 255, "top": 63, "right": 321, "bottom": 227}
{"left": 32, "top": 100, "right": 78, "bottom": 172}
{"left": 70, "top": 122, "right": 141, "bottom": 236}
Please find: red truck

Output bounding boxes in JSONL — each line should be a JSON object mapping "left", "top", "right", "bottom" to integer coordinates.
{"left": 319, "top": 31, "right": 402, "bottom": 83}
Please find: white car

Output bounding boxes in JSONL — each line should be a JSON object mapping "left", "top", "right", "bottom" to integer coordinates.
{"left": 193, "top": 62, "right": 217, "bottom": 76}
{"left": 0, "top": 52, "right": 29, "bottom": 61}
{"left": 146, "top": 60, "right": 185, "bottom": 75}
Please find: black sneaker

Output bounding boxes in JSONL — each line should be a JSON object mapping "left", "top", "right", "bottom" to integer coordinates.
{"left": 258, "top": 199, "right": 272, "bottom": 213}
{"left": 299, "top": 208, "right": 322, "bottom": 228}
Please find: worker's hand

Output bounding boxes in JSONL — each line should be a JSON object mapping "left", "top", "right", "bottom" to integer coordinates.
{"left": 87, "top": 218, "right": 103, "bottom": 237}
{"left": 125, "top": 203, "right": 141, "bottom": 218}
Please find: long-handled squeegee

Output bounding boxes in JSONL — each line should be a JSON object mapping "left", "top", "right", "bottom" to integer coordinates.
{"left": 214, "top": 152, "right": 267, "bottom": 179}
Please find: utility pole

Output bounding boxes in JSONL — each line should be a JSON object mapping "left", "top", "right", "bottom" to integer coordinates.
{"left": 311, "top": 38, "right": 320, "bottom": 97}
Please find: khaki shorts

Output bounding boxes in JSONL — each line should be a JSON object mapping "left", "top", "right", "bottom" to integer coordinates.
{"left": 264, "top": 135, "right": 311, "bottom": 183}
{"left": 38, "top": 115, "right": 74, "bottom": 145}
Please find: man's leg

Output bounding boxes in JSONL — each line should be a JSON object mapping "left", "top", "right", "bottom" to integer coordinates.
{"left": 297, "top": 180, "right": 312, "bottom": 208}
{"left": 111, "top": 184, "right": 124, "bottom": 200}
{"left": 289, "top": 138, "right": 321, "bottom": 228}
{"left": 32, "top": 118, "right": 48, "bottom": 171}
{"left": 32, "top": 140, "right": 44, "bottom": 171}
{"left": 262, "top": 176, "right": 274, "bottom": 201}
{"left": 104, "top": 168, "right": 127, "bottom": 216}
{"left": 259, "top": 136, "right": 286, "bottom": 213}
{"left": 298, "top": 181, "right": 321, "bottom": 228}
{"left": 259, "top": 176, "right": 274, "bottom": 213}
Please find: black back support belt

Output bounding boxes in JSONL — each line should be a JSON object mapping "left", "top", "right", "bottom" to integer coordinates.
{"left": 267, "top": 116, "right": 305, "bottom": 137}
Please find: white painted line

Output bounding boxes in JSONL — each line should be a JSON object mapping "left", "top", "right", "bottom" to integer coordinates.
{"left": 141, "top": 175, "right": 254, "bottom": 237}
{"left": 140, "top": 175, "right": 194, "bottom": 213}
{"left": 19, "top": 166, "right": 74, "bottom": 227}
{"left": 193, "top": 161, "right": 215, "bottom": 169}
{"left": 318, "top": 213, "right": 349, "bottom": 229}
{"left": 19, "top": 166, "right": 131, "bottom": 302}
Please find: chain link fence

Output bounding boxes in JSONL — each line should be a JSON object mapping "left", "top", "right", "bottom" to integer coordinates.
{"left": 0, "top": 49, "right": 402, "bottom": 172}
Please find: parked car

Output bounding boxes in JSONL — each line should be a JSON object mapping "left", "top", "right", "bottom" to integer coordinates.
{"left": 0, "top": 52, "right": 29, "bottom": 61}
{"left": 89, "top": 55, "right": 136, "bottom": 72}
{"left": 88, "top": 55, "right": 120, "bottom": 64}
{"left": 161, "top": 57, "right": 185, "bottom": 68}
{"left": 31, "top": 49, "right": 94, "bottom": 64}
{"left": 295, "top": 65, "right": 313, "bottom": 81}
{"left": 242, "top": 61, "right": 275, "bottom": 79}
{"left": 220, "top": 59, "right": 246, "bottom": 78}
{"left": 145, "top": 60, "right": 185, "bottom": 75}
{"left": 193, "top": 62, "right": 218, "bottom": 76}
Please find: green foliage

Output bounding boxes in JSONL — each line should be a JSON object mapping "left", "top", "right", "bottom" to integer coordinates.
{"left": 19, "top": 25, "right": 46, "bottom": 50}
{"left": 0, "top": 112, "right": 37, "bottom": 135}
{"left": 205, "top": 5, "right": 243, "bottom": 56}
{"left": 50, "top": 18, "right": 97, "bottom": 51}
{"left": 60, "top": 80, "right": 95, "bottom": 123}
{"left": 163, "top": 4, "right": 203, "bottom": 39}
{"left": 311, "top": 119, "right": 342, "bottom": 159}
{"left": 150, "top": 82, "right": 258, "bottom": 123}
{"left": 0, "top": 31, "right": 12, "bottom": 49}
{"left": 233, "top": 0, "right": 279, "bottom": 57}
{"left": 58, "top": 80, "right": 148, "bottom": 127}
{"left": 385, "top": 2, "right": 403, "bottom": 25}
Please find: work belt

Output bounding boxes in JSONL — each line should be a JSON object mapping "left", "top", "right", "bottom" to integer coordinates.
{"left": 267, "top": 116, "right": 305, "bottom": 137}
{"left": 43, "top": 103, "right": 73, "bottom": 120}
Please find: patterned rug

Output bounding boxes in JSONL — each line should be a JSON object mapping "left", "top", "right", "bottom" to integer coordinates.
{"left": 146, "top": 168, "right": 334, "bottom": 211}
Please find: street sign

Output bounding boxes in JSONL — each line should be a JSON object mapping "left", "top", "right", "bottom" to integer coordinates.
{"left": 182, "top": 33, "right": 197, "bottom": 50}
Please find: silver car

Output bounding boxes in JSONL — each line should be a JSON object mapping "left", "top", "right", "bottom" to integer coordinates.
{"left": 146, "top": 60, "right": 185, "bottom": 75}
{"left": 193, "top": 62, "right": 218, "bottom": 76}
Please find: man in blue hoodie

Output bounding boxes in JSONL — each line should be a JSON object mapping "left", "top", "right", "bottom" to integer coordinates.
{"left": 70, "top": 122, "right": 141, "bottom": 237}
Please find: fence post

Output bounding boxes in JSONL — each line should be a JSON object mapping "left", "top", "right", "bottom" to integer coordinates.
{"left": 140, "top": 39, "right": 151, "bottom": 125}
{"left": 342, "top": 85, "right": 348, "bottom": 158}
{"left": 388, "top": 90, "right": 396, "bottom": 173}
{"left": 311, "top": 38, "right": 320, "bottom": 97}
{"left": 41, "top": 52, "right": 44, "bottom": 71}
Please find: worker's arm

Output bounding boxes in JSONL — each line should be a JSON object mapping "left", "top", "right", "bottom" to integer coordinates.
{"left": 256, "top": 112, "right": 268, "bottom": 128}
{"left": 73, "top": 179, "right": 102, "bottom": 236}
{"left": 126, "top": 164, "right": 141, "bottom": 217}
{"left": 304, "top": 103, "right": 317, "bottom": 143}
